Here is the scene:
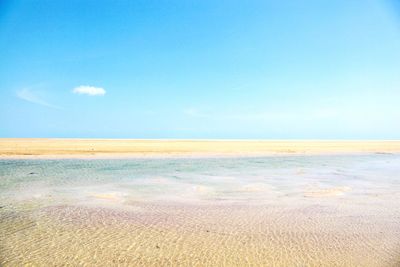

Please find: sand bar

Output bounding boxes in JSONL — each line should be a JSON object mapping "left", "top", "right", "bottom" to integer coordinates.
{"left": 1, "top": 138, "right": 400, "bottom": 158}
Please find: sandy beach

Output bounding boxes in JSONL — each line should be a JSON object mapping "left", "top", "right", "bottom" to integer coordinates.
{"left": 1, "top": 139, "right": 400, "bottom": 158}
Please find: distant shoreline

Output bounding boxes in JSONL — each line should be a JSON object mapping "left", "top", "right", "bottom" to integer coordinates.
{"left": 1, "top": 138, "right": 400, "bottom": 159}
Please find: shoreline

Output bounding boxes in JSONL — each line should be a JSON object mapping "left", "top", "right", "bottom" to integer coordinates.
{"left": 0, "top": 151, "right": 398, "bottom": 160}
{"left": 1, "top": 139, "right": 400, "bottom": 159}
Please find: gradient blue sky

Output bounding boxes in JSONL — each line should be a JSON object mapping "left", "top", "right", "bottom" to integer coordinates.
{"left": 1, "top": 0, "right": 400, "bottom": 139}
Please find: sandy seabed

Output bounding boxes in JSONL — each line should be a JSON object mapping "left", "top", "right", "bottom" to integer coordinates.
{"left": 1, "top": 201, "right": 400, "bottom": 266}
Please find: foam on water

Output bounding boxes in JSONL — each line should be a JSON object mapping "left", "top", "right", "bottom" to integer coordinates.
{"left": 1, "top": 154, "right": 400, "bottom": 266}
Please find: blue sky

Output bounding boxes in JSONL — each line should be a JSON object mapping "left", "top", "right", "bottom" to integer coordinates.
{"left": 0, "top": 0, "right": 399, "bottom": 139}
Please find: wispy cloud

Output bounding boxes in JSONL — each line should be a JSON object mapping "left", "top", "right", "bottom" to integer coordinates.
{"left": 72, "top": 85, "right": 106, "bottom": 96}
{"left": 183, "top": 107, "right": 339, "bottom": 121}
{"left": 16, "top": 88, "right": 61, "bottom": 109}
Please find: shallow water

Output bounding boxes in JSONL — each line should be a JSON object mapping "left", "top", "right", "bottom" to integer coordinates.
{"left": 1, "top": 155, "right": 400, "bottom": 266}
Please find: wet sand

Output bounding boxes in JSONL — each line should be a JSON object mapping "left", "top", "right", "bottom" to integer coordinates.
{"left": 1, "top": 138, "right": 400, "bottom": 158}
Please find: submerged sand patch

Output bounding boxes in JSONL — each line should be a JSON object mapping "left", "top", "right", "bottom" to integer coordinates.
{"left": 304, "top": 186, "right": 352, "bottom": 198}
{"left": 1, "top": 203, "right": 399, "bottom": 266}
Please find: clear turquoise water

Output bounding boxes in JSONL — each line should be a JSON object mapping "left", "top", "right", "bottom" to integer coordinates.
{"left": 1, "top": 154, "right": 400, "bottom": 208}
{"left": 1, "top": 154, "right": 400, "bottom": 266}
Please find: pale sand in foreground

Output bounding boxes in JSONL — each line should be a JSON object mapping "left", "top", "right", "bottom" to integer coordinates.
{"left": 1, "top": 139, "right": 400, "bottom": 158}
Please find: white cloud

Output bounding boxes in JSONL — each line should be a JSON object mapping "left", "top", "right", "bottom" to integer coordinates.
{"left": 72, "top": 85, "right": 106, "bottom": 96}
{"left": 16, "top": 88, "right": 61, "bottom": 109}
